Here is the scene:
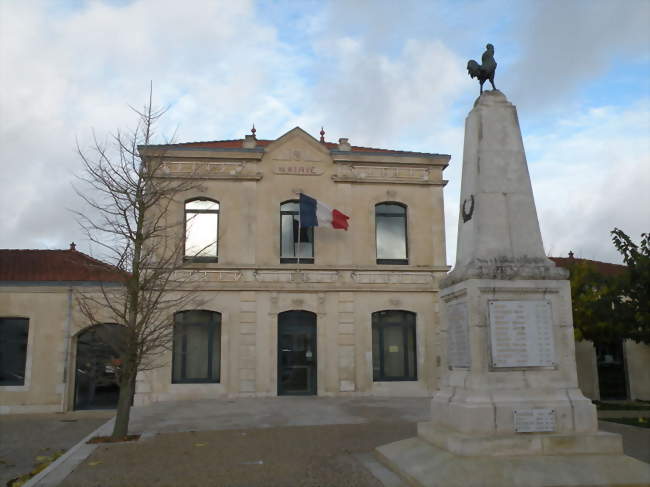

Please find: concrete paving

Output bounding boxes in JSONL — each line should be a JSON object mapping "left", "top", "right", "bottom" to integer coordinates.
{"left": 11, "top": 398, "right": 650, "bottom": 487}
{"left": 0, "top": 410, "right": 113, "bottom": 486}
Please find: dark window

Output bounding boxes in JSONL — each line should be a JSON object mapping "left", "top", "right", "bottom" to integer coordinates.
{"left": 185, "top": 199, "right": 219, "bottom": 261}
{"left": 372, "top": 310, "right": 416, "bottom": 381}
{"left": 0, "top": 318, "right": 29, "bottom": 386}
{"left": 375, "top": 203, "right": 408, "bottom": 264}
{"left": 280, "top": 200, "right": 314, "bottom": 263}
{"left": 172, "top": 311, "right": 221, "bottom": 383}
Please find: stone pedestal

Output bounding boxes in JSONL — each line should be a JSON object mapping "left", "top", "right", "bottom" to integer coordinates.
{"left": 376, "top": 91, "right": 650, "bottom": 486}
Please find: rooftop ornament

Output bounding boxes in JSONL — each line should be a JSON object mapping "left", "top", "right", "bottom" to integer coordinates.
{"left": 320, "top": 127, "right": 325, "bottom": 143}
{"left": 251, "top": 124, "right": 256, "bottom": 138}
{"left": 467, "top": 43, "right": 497, "bottom": 94}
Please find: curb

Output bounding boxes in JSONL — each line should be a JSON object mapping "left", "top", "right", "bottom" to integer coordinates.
{"left": 23, "top": 416, "right": 115, "bottom": 487}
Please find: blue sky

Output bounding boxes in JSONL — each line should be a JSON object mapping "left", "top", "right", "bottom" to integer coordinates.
{"left": 1, "top": 0, "right": 648, "bottom": 265}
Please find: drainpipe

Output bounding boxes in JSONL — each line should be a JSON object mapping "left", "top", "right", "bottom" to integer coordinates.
{"left": 60, "top": 286, "right": 73, "bottom": 412}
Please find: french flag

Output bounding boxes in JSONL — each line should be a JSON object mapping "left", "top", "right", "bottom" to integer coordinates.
{"left": 299, "top": 193, "right": 350, "bottom": 231}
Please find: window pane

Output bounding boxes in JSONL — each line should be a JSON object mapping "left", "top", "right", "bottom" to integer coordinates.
{"left": 172, "top": 311, "right": 220, "bottom": 383}
{"left": 185, "top": 212, "right": 218, "bottom": 257}
{"left": 186, "top": 200, "right": 219, "bottom": 211}
{"left": 382, "top": 326, "right": 406, "bottom": 378}
{"left": 281, "top": 201, "right": 299, "bottom": 212}
{"left": 376, "top": 203, "right": 405, "bottom": 215}
{"left": 281, "top": 214, "right": 313, "bottom": 258}
{"left": 0, "top": 318, "right": 29, "bottom": 386}
{"left": 376, "top": 215, "right": 406, "bottom": 259}
{"left": 185, "top": 324, "right": 209, "bottom": 380}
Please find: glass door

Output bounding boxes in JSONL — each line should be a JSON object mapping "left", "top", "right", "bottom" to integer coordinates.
{"left": 278, "top": 311, "right": 317, "bottom": 395}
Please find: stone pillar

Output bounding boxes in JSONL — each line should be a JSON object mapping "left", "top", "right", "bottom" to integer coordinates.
{"left": 377, "top": 91, "right": 650, "bottom": 486}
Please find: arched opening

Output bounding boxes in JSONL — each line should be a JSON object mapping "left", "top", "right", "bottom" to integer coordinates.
{"left": 278, "top": 310, "right": 317, "bottom": 395}
{"left": 74, "top": 323, "right": 126, "bottom": 410}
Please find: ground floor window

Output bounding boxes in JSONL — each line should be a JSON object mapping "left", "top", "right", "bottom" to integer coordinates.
{"left": 372, "top": 310, "right": 416, "bottom": 381}
{"left": 0, "top": 317, "right": 29, "bottom": 386}
{"left": 172, "top": 310, "right": 221, "bottom": 383}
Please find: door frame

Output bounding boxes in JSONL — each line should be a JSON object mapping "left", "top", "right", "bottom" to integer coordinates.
{"left": 277, "top": 310, "right": 317, "bottom": 396}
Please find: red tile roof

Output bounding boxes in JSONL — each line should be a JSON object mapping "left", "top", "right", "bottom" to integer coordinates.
{"left": 550, "top": 257, "right": 626, "bottom": 277}
{"left": 157, "top": 138, "right": 439, "bottom": 156}
{"left": 0, "top": 249, "right": 126, "bottom": 283}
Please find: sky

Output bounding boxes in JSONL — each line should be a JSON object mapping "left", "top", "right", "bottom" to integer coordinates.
{"left": 1, "top": 0, "right": 648, "bottom": 266}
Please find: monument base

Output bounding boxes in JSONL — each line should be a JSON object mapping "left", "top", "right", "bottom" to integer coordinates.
{"left": 376, "top": 432, "right": 650, "bottom": 487}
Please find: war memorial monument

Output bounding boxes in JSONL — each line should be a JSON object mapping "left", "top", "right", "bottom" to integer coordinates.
{"left": 377, "top": 44, "right": 650, "bottom": 487}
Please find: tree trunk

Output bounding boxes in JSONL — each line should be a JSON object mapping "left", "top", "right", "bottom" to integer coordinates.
{"left": 111, "top": 369, "right": 136, "bottom": 438}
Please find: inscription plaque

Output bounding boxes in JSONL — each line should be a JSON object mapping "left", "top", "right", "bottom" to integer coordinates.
{"left": 514, "top": 408, "right": 556, "bottom": 433}
{"left": 447, "top": 302, "right": 470, "bottom": 368}
{"left": 488, "top": 300, "right": 555, "bottom": 368}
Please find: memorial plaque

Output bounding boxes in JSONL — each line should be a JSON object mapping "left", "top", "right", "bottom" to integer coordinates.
{"left": 447, "top": 302, "right": 470, "bottom": 368}
{"left": 514, "top": 408, "right": 556, "bottom": 433}
{"left": 488, "top": 300, "right": 555, "bottom": 368}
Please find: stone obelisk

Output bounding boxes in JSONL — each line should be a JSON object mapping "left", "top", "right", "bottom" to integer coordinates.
{"left": 377, "top": 91, "right": 650, "bottom": 486}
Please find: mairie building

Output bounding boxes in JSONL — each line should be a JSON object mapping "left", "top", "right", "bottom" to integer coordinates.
{"left": 1, "top": 128, "right": 647, "bottom": 412}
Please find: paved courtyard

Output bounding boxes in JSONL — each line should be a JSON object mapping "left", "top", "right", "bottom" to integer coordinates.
{"left": 8, "top": 397, "right": 650, "bottom": 487}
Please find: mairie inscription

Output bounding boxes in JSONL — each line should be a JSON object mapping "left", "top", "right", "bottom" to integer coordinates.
{"left": 488, "top": 300, "right": 555, "bottom": 368}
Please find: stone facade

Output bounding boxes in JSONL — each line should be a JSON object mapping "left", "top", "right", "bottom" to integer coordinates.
{"left": 133, "top": 127, "right": 450, "bottom": 404}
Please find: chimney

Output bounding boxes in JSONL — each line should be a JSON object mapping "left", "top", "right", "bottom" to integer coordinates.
{"left": 69, "top": 242, "right": 76, "bottom": 251}
{"left": 243, "top": 135, "right": 257, "bottom": 149}
{"left": 338, "top": 138, "right": 351, "bottom": 151}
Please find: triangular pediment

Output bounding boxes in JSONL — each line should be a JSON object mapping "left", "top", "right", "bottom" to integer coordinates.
{"left": 264, "top": 127, "right": 330, "bottom": 164}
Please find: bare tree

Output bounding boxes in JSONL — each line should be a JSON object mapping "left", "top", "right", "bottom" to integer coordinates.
{"left": 73, "top": 89, "right": 203, "bottom": 438}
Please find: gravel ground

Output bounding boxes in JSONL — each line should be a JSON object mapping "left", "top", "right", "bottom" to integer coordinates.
{"left": 0, "top": 410, "right": 113, "bottom": 486}
{"left": 61, "top": 422, "right": 417, "bottom": 487}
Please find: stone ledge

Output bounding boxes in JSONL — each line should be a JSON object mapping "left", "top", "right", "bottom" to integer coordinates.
{"left": 376, "top": 436, "right": 650, "bottom": 487}
{"left": 417, "top": 422, "right": 623, "bottom": 457}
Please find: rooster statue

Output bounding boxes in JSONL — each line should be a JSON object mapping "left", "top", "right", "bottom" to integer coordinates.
{"left": 467, "top": 43, "right": 497, "bottom": 94}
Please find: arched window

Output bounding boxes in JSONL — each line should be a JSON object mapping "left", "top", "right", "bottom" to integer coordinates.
{"left": 0, "top": 317, "right": 29, "bottom": 386}
{"left": 280, "top": 200, "right": 314, "bottom": 263}
{"left": 184, "top": 198, "right": 219, "bottom": 261}
{"left": 375, "top": 202, "right": 408, "bottom": 264}
{"left": 372, "top": 310, "right": 416, "bottom": 381}
{"left": 172, "top": 311, "right": 221, "bottom": 383}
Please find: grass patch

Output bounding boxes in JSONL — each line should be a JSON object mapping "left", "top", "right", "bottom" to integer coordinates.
{"left": 593, "top": 400, "right": 650, "bottom": 411}
{"left": 602, "top": 417, "right": 650, "bottom": 428}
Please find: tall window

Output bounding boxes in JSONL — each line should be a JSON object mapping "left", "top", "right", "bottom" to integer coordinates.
{"left": 172, "top": 311, "right": 221, "bottom": 383}
{"left": 372, "top": 311, "right": 416, "bottom": 381}
{"left": 0, "top": 318, "right": 29, "bottom": 386}
{"left": 280, "top": 200, "right": 314, "bottom": 263}
{"left": 184, "top": 199, "right": 219, "bottom": 261}
{"left": 375, "top": 203, "right": 408, "bottom": 264}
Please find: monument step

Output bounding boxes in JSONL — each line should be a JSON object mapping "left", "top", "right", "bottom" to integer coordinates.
{"left": 417, "top": 422, "right": 624, "bottom": 457}
{"left": 376, "top": 436, "right": 650, "bottom": 487}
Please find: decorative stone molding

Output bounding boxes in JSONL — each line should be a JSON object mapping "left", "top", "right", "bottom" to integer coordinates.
{"left": 351, "top": 272, "right": 433, "bottom": 284}
{"left": 253, "top": 270, "right": 339, "bottom": 283}
{"left": 174, "top": 270, "right": 243, "bottom": 282}
{"left": 160, "top": 161, "right": 262, "bottom": 180}
{"left": 332, "top": 165, "right": 445, "bottom": 185}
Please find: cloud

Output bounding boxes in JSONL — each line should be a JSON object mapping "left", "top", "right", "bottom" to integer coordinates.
{"left": 507, "top": 0, "right": 650, "bottom": 111}
{"left": 527, "top": 100, "right": 650, "bottom": 263}
{"left": 0, "top": 0, "right": 303, "bottom": 250}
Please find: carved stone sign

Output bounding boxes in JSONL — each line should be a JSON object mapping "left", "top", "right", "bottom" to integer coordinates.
{"left": 488, "top": 300, "right": 555, "bottom": 368}
{"left": 514, "top": 408, "right": 556, "bottom": 433}
{"left": 273, "top": 165, "right": 323, "bottom": 176}
{"left": 447, "top": 301, "right": 470, "bottom": 368}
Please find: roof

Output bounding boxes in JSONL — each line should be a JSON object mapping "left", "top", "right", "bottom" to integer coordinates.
{"left": 0, "top": 249, "right": 126, "bottom": 283}
{"left": 549, "top": 256, "right": 626, "bottom": 277}
{"left": 144, "top": 137, "right": 445, "bottom": 157}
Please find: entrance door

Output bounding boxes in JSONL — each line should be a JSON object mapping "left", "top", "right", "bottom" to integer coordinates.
{"left": 74, "top": 324, "right": 124, "bottom": 410}
{"left": 278, "top": 311, "right": 317, "bottom": 395}
{"left": 596, "top": 341, "right": 628, "bottom": 400}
